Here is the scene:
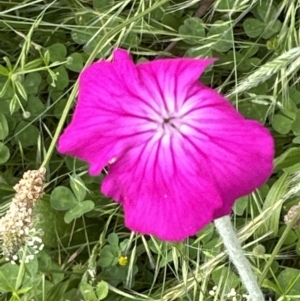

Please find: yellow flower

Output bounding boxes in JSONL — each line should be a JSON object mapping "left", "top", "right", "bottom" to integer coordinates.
{"left": 118, "top": 255, "right": 128, "bottom": 266}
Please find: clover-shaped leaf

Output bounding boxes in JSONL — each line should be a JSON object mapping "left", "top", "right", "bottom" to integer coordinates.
{"left": 96, "top": 281, "right": 109, "bottom": 300}
{"left": 179, "top": 17, "right": 205, "bottom": 45}
{"left": 66, "top": 53, "right": 84, "bottom": 73}
{"left": 47, "top": 43, "right": 67, "bottom": 62}
{"left": 272, "top": 114, "right": 293, "bottom": 135}
{"left": 50, "top": 186, "right": 78, "bottom": 211}
{"left": 64, "top": 200, "right": 95, "bottom": 224}
{"left": 98, "top": 246, "right": 120, "bottom": 267}
{"left": 243, "top": 18, "right": 264, "bottom": 38}
{"left": 14, "top": 121, "right": 40, "bottom": 147}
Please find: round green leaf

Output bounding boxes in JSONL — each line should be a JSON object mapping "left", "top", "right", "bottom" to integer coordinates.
{"left": 49, "top": 66, "right": 69, "bottom": 90}
{"left": 0, "top": 142, "right": 10, "bottom": 164}
{"left": 256, "top": 2, "right": 276, "bottom": 23}
{"left": 14, "top": 121, "right": 40, "bottom": 147}
{"left": 207, "top": 21, "right": 232, "bottom": 52}
{"left": 83, "top": 41, "right": 111, "bottom": 59}
{"left": 233, "top": 196, "right": 249, "bottom": 216}
{"left": 64, "top": 200, "right": 95, "bottom": 223}
{"left": 80, "top": 282, "right": 97, "bottom": 301}
{"left": 0, "top": 264, "right": 20, "bottom": 292}
{"left": 107, "top": 233, "right": 119, "bottom": 247}
{"left": 0, "top": 113, "right": 9, "bottom": 140}
{"left": 47, "top": 43, "right": 67, "bottom": 62}
{"left": 71, "top": 29, "right": 90, "bottom": 45}
{"left": 243, "top": 18, "right": 264, "bottom": 38}
{"left": 291, "top": 110, "right": 300, "bottom": 134}
{"left": 262, "top": 20, "right": 282, "bottom": 40}
{"left": 122, "top": 32, "right": 140, "bottom": 47}
{"left": 25, "top": 96, "right": 45, "bottom": 119}
{"left": 216, "top": 0, "right": 236, "bottom": 10}
{"left": 272, "top": 114, "right": 293, "bottom": 134}
{"left": 24, "top": 72, "right": 42, "bottom": 95}
{"left": 289, "top": 88, "right": 300, "bottom": 105}
{"left": 277, "top": 268, "right": 300, "bottom": 295}
{"left": 66, "top": 53, "right": 83, "bottom": 73}
{"left": 50, "top": 186, "right": 78, "bottom": 211}
{"left": 96, "top": 281, "right": 109, "bottom": 300}
{"left": 179, "top": 17, "right": 206, "bottom": 45}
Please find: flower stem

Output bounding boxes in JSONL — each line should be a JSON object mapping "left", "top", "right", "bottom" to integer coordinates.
{"left": 214, "top": 215, "right": 264, "bottom": 301}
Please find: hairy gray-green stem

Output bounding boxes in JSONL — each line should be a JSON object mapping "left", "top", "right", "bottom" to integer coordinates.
{"left": 214, "top": 215, "right": 264, "bottom": 301}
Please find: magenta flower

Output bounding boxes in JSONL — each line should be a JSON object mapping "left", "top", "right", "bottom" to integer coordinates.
{"left": 58, "top": 49, "right": 274, "bottom": 241}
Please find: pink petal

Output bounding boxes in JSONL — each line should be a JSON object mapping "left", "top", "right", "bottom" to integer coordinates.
{"left": 179, "top": 86, "right": 274, "bottom": 216}
{"left": 102, "top": 134, "right": 223, "bottom": 241}
{"left": 58, "top": 49, "right": 154, "bottom": 175}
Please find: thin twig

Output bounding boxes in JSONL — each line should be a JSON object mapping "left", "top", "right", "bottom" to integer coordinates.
{"left": 156, "top": 0, "right": 215, "bottom": 58}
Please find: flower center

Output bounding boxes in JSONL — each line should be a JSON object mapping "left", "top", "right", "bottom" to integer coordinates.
{"left": 160, "top": 114, "right": 182, "bottom": 135}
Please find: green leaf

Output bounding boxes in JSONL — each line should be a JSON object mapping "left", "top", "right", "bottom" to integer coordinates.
{"left": 0, "top": 113, "right": 9, "bottom": 140}
{"left": 291, "top": 110, "right": 300, "bottom": 134}
{"left": 83, "top": 41, "right": 111, "bottom": 59}
{"left": 207, "top": 21, "right": 232, "bottom": 52}
{"left": 14, "top": 80, "right": 27, "bottom": 101}
{"left": 0, "top": 65, "right": 9, "bottom": 76}
{"left": 0, "top": 142, "right": 10, "bottom": 164}
{"left": 262, "top": 20, "right": 282, "bottom": 40}
{"left": 289, "top": 88, "right": 300, "bottom": 105}
{"left": 25, "top": 95, "right": 45, "bottom": 119}
{"left": 272, "top": 114, "right": 293, "bottom": 134}
{"left": 80, "top": 282, "right": 97, "bottom": 301}
{"left": 14, "top": 121, "right": 40, "bottom": 147}
{"left": 123, "top": 32, "right": 140, "bottom": 47}
{"left": 64, "top": 200, "right": 95, "bottom": 223}
{"left": 274, "top": 147, "right": 300, "bottom": 171}
{"left": 66, "top": 53, "right": 84, "bottom": 72}
{"left": 49, "top": 66, "right": 69, "bottom": 90}
{"left": 238, "top": 101, "right": 269, "bottom": 123}
{"left": 255, "top": 173, "right": 288, "bottom": 239}
{"left": 179, "top": 17, "right": 205, "bottom": 45}
{"left": 70, "top": 174, "right": 86, "bottom": 202}
{"left": 243, "top": 18, "right": 264, "bottom": 38}
{"left": 98, "top": 246, "right": 119, "bottom": 267}
{"left": 278, "top": 226, "right": 298, "bottom": 245}
{"left": 47, "top": 43, "right": 67, "bottom": 62}
{"left": 277, "top": 268, "right": 300, "bottom": 295}
{"left": 35, "top": 198, "right": 73, "bottom": 247}
{"left": 96, "top": 281, "right": 109, "bottom": 300}
{"left": 212, "top": 266, "right": 240, "bottom": 290}
{"left": 256, "top": 2, "right": 276, "bottom": 23}
{"left": 233, "top": 196, "right": 248, "bottom": 216}
{"left": 71, "top": 29, "right": 90, "bottom": 45}
{"left": 0, "top": 263, "right": 19, "bottom": 292}
{"left": 50, "top": 186, "right": 78, "bottom": 211}
{"left": 107, "top": 233, "right": 119, "bottom": 247}
{"left": 24, "top": 72, "right": 42, "bottom": 95}
{"left": 216, "top": 0, "right": 236, "bottom": 10}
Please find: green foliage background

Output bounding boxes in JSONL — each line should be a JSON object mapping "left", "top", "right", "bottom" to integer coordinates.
{"left": 1, "top": 0, "right": 300, "bottom": 300}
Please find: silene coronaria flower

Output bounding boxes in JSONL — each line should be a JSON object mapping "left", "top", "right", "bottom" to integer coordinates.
{"left": 58, "top": 49, "right": 274, "bottom": 241}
